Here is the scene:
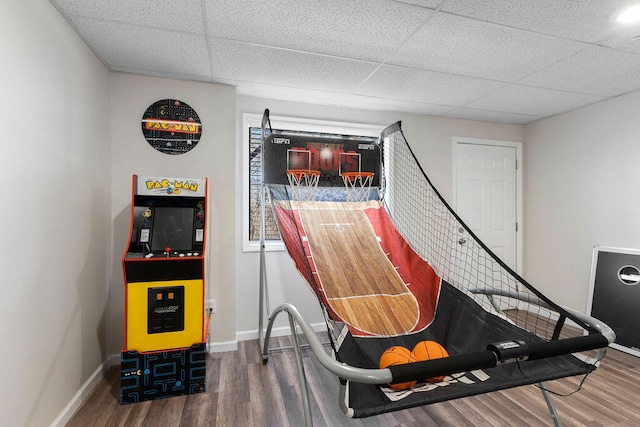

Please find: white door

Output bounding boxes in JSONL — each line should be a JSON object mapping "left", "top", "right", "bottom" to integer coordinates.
{"left": 454, "top": 140, "right": 520, "bottom": 272}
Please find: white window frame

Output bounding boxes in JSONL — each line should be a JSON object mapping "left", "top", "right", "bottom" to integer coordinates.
{"left": 242, "top": 113, "right": 383, "bottom": 252}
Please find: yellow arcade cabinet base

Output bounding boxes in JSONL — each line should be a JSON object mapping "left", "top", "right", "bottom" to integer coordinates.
{"left": 126, "top": 279, "right": 203, "bottom": 353}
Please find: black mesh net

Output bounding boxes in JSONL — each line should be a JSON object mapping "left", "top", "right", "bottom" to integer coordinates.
{"left": 379, "top": 123, "right": 579, "bottom": 340}
{"left": 261, "top": 117, "right": 605, "bottom": 417}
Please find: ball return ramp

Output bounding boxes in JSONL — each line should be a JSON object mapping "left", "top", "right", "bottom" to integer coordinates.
{"left": 256, "top": 110, "right": 614, "bottom": 426}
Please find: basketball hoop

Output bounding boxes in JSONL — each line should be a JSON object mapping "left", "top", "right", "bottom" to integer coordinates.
{"left": 341, "top": 171, "right": 374, "bottom": 202}
{"left": 287, "top": 169, "right": 320, "bottom": 201}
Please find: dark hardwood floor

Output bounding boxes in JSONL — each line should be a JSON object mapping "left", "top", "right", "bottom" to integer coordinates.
{"left": 67, "top": 333, "right": 640, "bottom": 426}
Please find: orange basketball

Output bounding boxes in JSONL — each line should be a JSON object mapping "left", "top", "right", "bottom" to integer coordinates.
{"left": 379, "top": 346, "right": 416, "bottom": 391}
{"left": 411, "top": 341, "right": 449, "bottom": 383}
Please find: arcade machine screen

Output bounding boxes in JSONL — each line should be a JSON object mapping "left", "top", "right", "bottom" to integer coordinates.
{"left": 150, "top": 207, "right": 195, "bottom": 252}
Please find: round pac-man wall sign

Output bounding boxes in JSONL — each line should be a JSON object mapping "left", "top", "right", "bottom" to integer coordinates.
{"left": 141, "top": 99, "right": 202, "bottom": 155}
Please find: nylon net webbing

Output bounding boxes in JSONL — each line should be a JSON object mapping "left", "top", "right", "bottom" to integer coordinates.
{"left": 380, "top": 125, "right": 568, "bottom": 340}
{"left": 266, "top": 123, "right": 597, "bottom": 345}
{"left": 263, "top": 122, "right": 600, "bottom": 417}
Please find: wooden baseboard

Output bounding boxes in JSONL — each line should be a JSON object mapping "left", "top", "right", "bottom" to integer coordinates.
{"left": 235, "top": 322, "right": 326, "bottom": 343}
{"left": 54, "top": 323, "right": 327, "bottom": 425}
{"left": 49, "top": 360, "right": 109, "bottom": 427}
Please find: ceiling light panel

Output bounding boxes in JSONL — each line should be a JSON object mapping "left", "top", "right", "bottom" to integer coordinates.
{"left": 617, "top": 5, "right": 640, "bottom": 23}
{"left": 442, "top": 0, "right": 636, "bottom": 43}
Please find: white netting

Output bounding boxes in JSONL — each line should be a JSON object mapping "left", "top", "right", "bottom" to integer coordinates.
{"left": 380, "top": 125, "right": 563, "bottom": 339}
{"left": 342, "top": 172, "right": 375, "bottom": 202}
{"left": 287, "top": 169, "right": 320, "bottom": 202}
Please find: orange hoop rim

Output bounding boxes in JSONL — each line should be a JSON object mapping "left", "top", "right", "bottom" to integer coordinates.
{"left": 286, "top": 169, "right": 321, "bottom": 179}
{"left": 341, "top": 171, "right": 375, "bottom": 183}
{"left": 341, "top": 171, "right": 375, "bottom": 177}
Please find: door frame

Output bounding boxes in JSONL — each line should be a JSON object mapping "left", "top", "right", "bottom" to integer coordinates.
{"left": 452, "top": 137, "right": 523, "bottom": 275}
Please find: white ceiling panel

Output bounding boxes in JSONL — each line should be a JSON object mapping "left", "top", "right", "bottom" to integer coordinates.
{"left": 233, "top": 82, "right": 351, "bottom": 106}
{"left": 204, "top": 0, "right": 434, "bottom": 62}
{"left": 71, "top": 17, "right": 212, "bottom": 81}
{"left": 46, "top": 0, "right": 640, "bottom": 124}
{"left": 465, "top": 85, "right": 606, "bottom": 117}
{"left": 208, "top": 39, "right": 380, "bottom": 93}
{"left": 341, "top": 94, "right": 455, "bottom": 116}
{"left": 520, "top": 45, "right": 640, "bottom": 97}
{"left": 390, "top": 0, "right": 442, "bottom": 8}
{"left": 442, "top": 0, "right": 637, "bottom": 43}
{"left": 600, "top": 27, "right": 640, "bottom": 54}
{"left": 233, "top": 82, "right": 453, "bottom": 116}
{"left": 391, "top": 12, "right": 588, "bottom": 82}
{"left": 51, "top": 0, "right": 205, "bottom": 33}
{"left": 443, "top": 107, "right": 541, "bottom": 125}
{"left": 355, "top": 64, "right": 505, "bottom": 106}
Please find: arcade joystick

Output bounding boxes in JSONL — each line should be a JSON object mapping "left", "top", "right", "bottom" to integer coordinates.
{"left": 164, "top": 247, "right": 171, "bottom": 258}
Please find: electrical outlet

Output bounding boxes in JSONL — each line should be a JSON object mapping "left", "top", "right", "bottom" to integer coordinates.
{"left": 205, "top": 299, "right": 216, "bottom": 313}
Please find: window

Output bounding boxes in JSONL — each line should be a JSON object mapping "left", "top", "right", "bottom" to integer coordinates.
{"left": 242, "top": 113, "right": 383, "bottom": 251}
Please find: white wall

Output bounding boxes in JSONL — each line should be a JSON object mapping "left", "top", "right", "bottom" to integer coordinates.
{"left": 0, "top": 1, "right": 111, "bottom": 426}
{"left": 14, "top": 0, "right": 628, "bottom": 423}
{"left": 524, "top": 92, "right": 640, "bottom": 311}
{"left": 109, "top": 74, "right": 237, "bottom": 353}
{"left": 235, "top": 97, "right": 524, "bottom": 335}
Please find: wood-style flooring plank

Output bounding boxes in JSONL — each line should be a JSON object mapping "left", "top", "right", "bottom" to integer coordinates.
{"left": 67, "top": 334, "right": 640, "bottom": 426}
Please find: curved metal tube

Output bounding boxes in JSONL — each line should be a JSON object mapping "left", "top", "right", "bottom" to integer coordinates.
{"left": 469, "top": 287, "right": 615, "bottom": 345}
{"left": 469, "top": 287, "right": 552, "bottom": 309}
{"left": 288, "top": 312, "right": 313, "bottom": 426}
{"left": 561, "top": 304, "right": 616, "bottom": 363}
{"left": 560, "top": 305, "right": 616, "bottom": 344}
{"left": 263, "top": 298, "right": 613, "bottom": 426}
{"left": 264, "top": 303, "right": 393, "bottom": 384}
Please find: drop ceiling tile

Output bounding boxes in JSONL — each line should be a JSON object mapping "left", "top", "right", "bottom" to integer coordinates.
{"left": 208, "top": 39, "right": 380, "bottom": 93}
{"left": 232, "top": 81, "right": 453, "bottom": 116}
{"left": 233, "top": 82, "right": 351, "bottom": 106}
{"left": 340, "top": 94, "right": 455, "bottom": 115}
{"left": 354, "top": 64, "right": 506, "bottom": 106}
{"left": 520, "top": 45, "right": 640, "bottom": 96}
{"left": 72, "top": 17, "right": 211, "bottom": 80}
{"left": 50, "top": 0, "right": 206, "bottom": 33}
{"left": 389, "top": 0, "right": 441, "bottom": 8}
{"left": 391, "top": 12, "right": 588, "bottom": 82}
{"left": 444, "top": 107, "right": 541, "bottom": 124}
{"left": 601, "top": 28, "right": 640, "bottom": 54}
{"left": 204, "top": 0, "right": 434, "bottom": 62}
{"left": 441, "top": 0, "right": 635, "bottom": 43}
{"left": 465, "top": 84, "right": 605, "bottom": 117}
{"left": 47, "top": 0, "right": 638, "bottom": 123}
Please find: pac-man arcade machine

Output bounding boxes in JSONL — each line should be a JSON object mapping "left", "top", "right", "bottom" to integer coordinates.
{"left": 120, "top": 175, "right": 209, "bottom": 404}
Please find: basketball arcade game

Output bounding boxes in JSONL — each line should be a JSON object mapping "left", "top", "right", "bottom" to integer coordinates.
{"left": 120, "top": 175, "right": 209, "bottom": 404}
{"left": 257, "top": 110, "right": 615, "bottom": 427}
